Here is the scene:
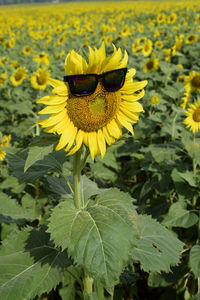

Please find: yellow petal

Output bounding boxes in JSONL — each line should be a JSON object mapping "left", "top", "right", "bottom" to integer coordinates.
{"left": 97, "top": 129, "right": 106, "bottom": 159}
{"left": 121, "top": 89, "right": 145, "bottom": 102}
{"left": 38, "top": 109, "right": 67, "bottom": 127}
{"left": 125, "top": 68, "right": 136, "bottom": 81}
{"left": 121, "top": 80, "right": 148, "bottom": 94}
{"left": 118, "top": 50, "right": 128, "bottom": 68}
{"left": 38, "top": 103, "right": 66, "bottom": 114}
{"left": 106, "top": 119, "right": 122, "bottom": 139}
{"left": 120, "top": 101, "right": 144, "bottom": 113}
{"left": 56, "top": 121, "right": 77, "bottom": 150}
{"left": 102, "top": 127, "right": 115, "bottom": 146}
{"left": 116, "top": 113, "right": 134, "bottom": 135}
{"left": 67, "top": 129, "right": 84, "bottom": 156}
{"left": 37, "top": 95, "right": 67, "bottom": 105}
{"left": 88, "top": 131, "right": 98, "bottom": 160}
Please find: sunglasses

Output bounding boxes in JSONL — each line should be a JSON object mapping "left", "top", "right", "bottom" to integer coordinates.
{"left": 63, "top": 68, "right": 127, "bottom": 97}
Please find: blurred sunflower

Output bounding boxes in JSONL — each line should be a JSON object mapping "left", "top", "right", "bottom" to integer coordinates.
{"left": 37, "top": 43, "right": 147, "bottom": 160}
{"left": 181, "top": 87, "right": 191, "bottom": 109}
{"left": 0, "top": 135, "right": 11, "bottom": 161}
{"left": 142, "top": 40, "right": 152, "bottom": 57}
{"left": 155, "top": 40, "right": 163, "bottom": 49}
{"left": 31, "top": 67, "right": 50, "bottom": 90}
{"left": 184, "top": 71, "right": 200, "bottom": 92}
{"left": 144, "top": 58, "right": 158, "bottom": 72}
{"left": 23, "top": 46, "right": 33, "bottom": 55}
{"left": 183, "top": 98, "right": 200, "bottom": 134}
{"left": 157, "top": 13, "right": 166, "bottom": 24}
{"left": 151, "top": 95, "right": 159, "bottom": 105}
{"left": 10, "top": 67, "right": 27, "bottom": 86}
{"left": 185, "top": 34, "right": 198, "bottom": 44}
{"left": 33, "top": 52, "right": 49, "bottom": 66}
{"left": 167, "top": 13, "right": 177, "bottom": 24}
{"left": 0, "top": 73, "right": 7, "bottom": 87}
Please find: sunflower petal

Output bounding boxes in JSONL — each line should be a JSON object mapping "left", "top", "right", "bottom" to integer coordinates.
{"left": 97, "top": 129, "right": 106, "bottom": 159}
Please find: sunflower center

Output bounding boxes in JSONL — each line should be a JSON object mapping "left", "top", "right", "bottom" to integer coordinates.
{"left": 147, "top": 61, "right": 154, "bottom": 70}
{"left": 193, "top": 108, "right": 200, "bottom": 122}
{"left": 67, "top": 83, "right": 121, "bottom": 132}
{"left": 36, "top": 73, "right": 47, "bottom": 85}
{"left": 191, "top": 76, "right": 200, "bottom": 88}
{"left": 15, "top": 72, "right": 23, "bottom": 81}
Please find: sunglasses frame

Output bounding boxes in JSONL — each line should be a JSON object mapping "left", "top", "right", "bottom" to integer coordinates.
{"left": 63, "top": 67, "right": 127, "bottom": 97}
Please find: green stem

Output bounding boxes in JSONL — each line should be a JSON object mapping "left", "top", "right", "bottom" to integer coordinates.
{"left": 73, "top": 149, "right": 94, "bottom": 298}
{"left": 73, "top": 149, "right": 82, "bottom": 210}
{"left": 83, "top": 274, "right": 93, "bottom": 299}
{"left": 193, "top": 134, "right": 197, "bottom": 175}
{"left": 171, "top": 113, "right": 178, "bottom": 141}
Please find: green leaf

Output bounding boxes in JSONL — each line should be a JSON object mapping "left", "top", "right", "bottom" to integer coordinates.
{"left": 81, "top": 175, "right": 101, "bottom": 201}
{"left": 148, "top": 265, "right": 187, "bottom": 287}
{"left": 48, "top": 188, "right": 137, "bottom": 287}
{"left": 0, "top": 192, "right": 39, "bottom": 223}
{"left": 24, "top": 145, "right": 55, "bottom": 172}
{"left": 189, "top": 245, "right": 200, "bottom": 277}
{"left": 0, "top": 226, "right": 71, "bottom": 300}
{"left": 132, "top": 215, "right": 184, "bottom": 273}
{"left": 162, "top": 202, "right": 198, "bottom": 228}
{"left": 7, "top": 149, "right": 66, "bottom": 183}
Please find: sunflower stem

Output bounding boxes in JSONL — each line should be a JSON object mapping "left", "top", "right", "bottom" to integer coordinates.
{"left": 193, "top": 134, "right": 197, "bottom": 175}
{"left": 83, "top": 274, "right": 94, "bottom": 299}
{"left": 171, "top": 113, "right": 178, "bottom": 141}
{"left": 73, "top": 149, "right": 82, "bottom": 210}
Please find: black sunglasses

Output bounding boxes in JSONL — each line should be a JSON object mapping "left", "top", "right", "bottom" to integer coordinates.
{"left": 63, "top": 68, "right": 127, "bottom": 97}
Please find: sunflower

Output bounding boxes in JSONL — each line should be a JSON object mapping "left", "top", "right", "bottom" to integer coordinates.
{"left": 155, "top": 40, "right": 163, "bottom": 49}
{"left": 143, "top": 58, "right": 159, "bottom": 72}
{"left": 0, "top": 73, "right": 7, "bottom": 87}
{"left": 33, "top": 52, "right": 49, "bottom": 66}
{"left": 181, "top": 87, "right": 191, "bottom": 109}
{"left": 36, "top": 43, "right": 147, "bottom": 160}
{"left": 10, "top": 67, "right": 27, "bottom": 86}
{"left": 167, "top": 13, "right": 177, "bottom": 24}
{"left": 23, "top": 45, "right": 33, "bottom": 55}
{"left": 31, "top": 67, "right": 50, "bottom": 90}
{"left": 184, "top": 71, "right": 200, "bottom": 93}
{"left": 142, "top": 40, "right": 152, "bottom": 57}
{"left": 157, "top": 13, "right": 166, "bottom": 24}
{"left": 183, "top": 98, "right": 200, "bottom": 134}
{"left": 185, "top": 34, "right": 198, "bottom": 44}
{"left": 151, "top": 95, "right": 159, "bottom": 105}
{"left": 0, "top": 148, "right": 6, "bottom": 161}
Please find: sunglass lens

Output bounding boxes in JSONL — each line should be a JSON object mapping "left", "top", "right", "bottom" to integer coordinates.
{"left": 69, "top": 75, "right": 97, "bottom": 97}
{"left": 103, "top": 69, "right": 127, "bottom": 92}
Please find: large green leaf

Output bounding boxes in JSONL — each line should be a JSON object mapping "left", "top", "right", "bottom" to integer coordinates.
{"left": 24, "top": 134, "right": 59, "bottom": 172}
{"left": 132, "top": 215, "right": 184, "bottom": 273}
{"left": 0, "top": 226, "right": 71, "bottom": 300}
{"left": 48, "top": 188, "right": 137, "bottom": 287}
{"left": 162, "top": 202, "right": 198, "bottom": 228}
{"left": 7, "top": 148, "right": 66, "bottom": 183}
{"left": 189, "top": 245, "right": 200, "bottom": 278}
{"left": 0, "top": 192, "right": 39, "bottom": 223}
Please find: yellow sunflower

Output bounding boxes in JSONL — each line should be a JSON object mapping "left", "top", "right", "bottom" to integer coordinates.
{"left": 33, "top": 52, "right": 49, "bottom": 66}
{"left": 183, "top": 98, "right": 200, "bottom": 134}
{"left": 10, "top": 67, "right": 27, "bottom": 86}
{"left": 184, "top": 71, "right": 200, "bottom": 93}
{"left": 185, "top": 34, "right": 198, "bottom": 44}
{"left": 36, "top": 43, "right": 147, "bottom": 160}
{"left": 142, "top": 40, "right": 152, "bottom": 57}
{"left": 0, "top": 73, "right": 7, "bottom": 87}
{"left": 31, "top": 67, "right": 50, "bottom": 90}
{"left": 23, "top": 46, "right": 33, "bottom": 55}
{"left": 143, "top": 58, "right": 159, "bottom": 72}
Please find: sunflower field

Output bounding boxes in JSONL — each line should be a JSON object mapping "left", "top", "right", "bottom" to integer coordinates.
{"left": 0, "top": 1, "right": 200, "bottom": 299}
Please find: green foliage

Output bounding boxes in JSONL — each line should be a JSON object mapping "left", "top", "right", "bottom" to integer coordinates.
{"left": 189, "top": 245, "right": 200, "bottom": 278}
{"left": 0, "top": 226, "right": 71, "bottom": 300}
{"left": 48, "top": 189, "right": 138, "bottom": 287}
{"left": 132, "top": 215, "right": 184, "bottom": 272}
